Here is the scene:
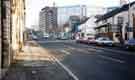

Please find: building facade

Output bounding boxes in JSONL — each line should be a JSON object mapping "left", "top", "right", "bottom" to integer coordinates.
{"left": 69, "top": 15, "right": 81, "bottom": 33}
{"left": 39, "top": 7, "right": 57, "bottom": 36}
{"left": 1, "top": 0, "right": 25, "bottom": 78}
{"left": 11, "top": 0, "right": 25, "bottom": 52}
{"left": 1, "top": 0, "right": 12, "bottom": 72}
{"left": 95, "top": 1, "right": 135, "bottom": 43}
{"left": 77, "top": 16, "right": 96, "bottom": 39}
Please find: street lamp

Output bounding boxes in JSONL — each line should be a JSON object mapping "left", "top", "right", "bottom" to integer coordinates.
{"left": 128, "top": 0, "right": 131, "bottom": 27}
{"left": 127, "top": 0, "right": 133, "bottom": 39}
{"left": 119, "top": 0, "right": 131, "bottom": 41}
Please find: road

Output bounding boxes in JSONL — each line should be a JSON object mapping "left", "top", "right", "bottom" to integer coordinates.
{"left": 38, "top": 40, "right": 135, "bottom": 80}
{"left": 2, "top": 40, "right": 135, "bottom": 80}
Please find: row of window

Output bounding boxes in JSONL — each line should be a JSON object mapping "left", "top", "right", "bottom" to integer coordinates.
{"left": 96, "top": 26, "right": 121, "bottom": 33}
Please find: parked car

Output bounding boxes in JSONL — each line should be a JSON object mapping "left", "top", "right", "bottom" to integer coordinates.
{"left": 124, "top": 38, "right": 135, "bottom": 50}
{"left": 76, "top": 38, "right": 85, "bottom": 43}
{"left": 87, "top": 37, "right": 96, "bottom": 44}
{"left": 76, "top": 37, "right": 96, "bottom": 44}
{"left": 32, "top": 35, "right": 38, "bottom": 40}
{"left": 43, "top": 35, "right": 49, "bottom": 39}
{"left": 95, "top": 37, "right": 114, "bottom": 46}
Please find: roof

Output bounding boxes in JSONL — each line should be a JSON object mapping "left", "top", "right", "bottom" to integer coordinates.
{"left": 41, "top": 6, "right": 57, "bottom": 11}
{"left": 94, "top": 23, "right": 110, "bottom": 29}
{"left": 96, "top": 1, "right": 135, "bottom": 23}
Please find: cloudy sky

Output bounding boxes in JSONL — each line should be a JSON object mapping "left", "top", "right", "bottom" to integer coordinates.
{"left": 26, "top": 0, "right": 134, "bottom": 28}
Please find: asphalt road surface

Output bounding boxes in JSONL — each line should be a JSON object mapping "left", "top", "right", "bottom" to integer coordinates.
{"left": 38, "top": 40, "right": 135, "bottom": 80}
{"left": 2, "top": 40, "right": 135, "bottom": 80}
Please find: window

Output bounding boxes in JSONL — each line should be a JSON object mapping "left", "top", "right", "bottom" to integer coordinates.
{"left": 103, "top": 19, "right": 107, "bottom": 23}
{"left": 117, "top": 16, "right": 124, "bottom": 32}
{"left": 2, "top": 3, "right": 7, "bottom": 19}
{"left": 117, "top": 16, "right": 124, "bottom": 25}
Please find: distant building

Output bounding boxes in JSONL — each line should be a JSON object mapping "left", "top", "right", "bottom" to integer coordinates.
{"left": 58, "top": 5, "right": 114, "bottom": 32}
{"left": 31, "top": 25, "right": 39, "bottom": 31}
{"left": 79, "top": 16, "right": 96, "bottom": 33}
{"left": 58, "top": 5, "right": 86, "bottom": 28}
{"left": 86, "top": 6, "right": 107, "bottom": 16}
{"left": 75, "top": 16, "right": 96, "bottom": 40}
{"left": 69, "top": 15, "right": 81, "bottom": 33}
{"left": 39, "top": 7, "right": 57, "bottom": 35}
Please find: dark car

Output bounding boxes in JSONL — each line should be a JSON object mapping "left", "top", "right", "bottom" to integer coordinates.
{"left": 125, "top": 38, "right": 135, "bottom": 50}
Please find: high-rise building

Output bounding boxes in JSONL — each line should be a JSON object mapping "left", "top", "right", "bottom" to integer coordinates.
{"left": 57, "top": 5, "right": 107, "bottom": 30}
{"left": 58, "top": 5, "right": 86, "bottom": 27}
{"left": 39, "top": 7, "right": 57, "bottom": 35}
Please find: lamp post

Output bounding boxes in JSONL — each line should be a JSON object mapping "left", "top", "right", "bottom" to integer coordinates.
{"left": 121, "top": 0, "right": 132, "bottom": 40}
{"left": 127, "top": 0, "right": 133, "bottom": 39}
{"left": 128, "top": 0, "right": 131, "bottom": 28}
{"left": 119, "top": 0, "right": 131, "bottom": 42}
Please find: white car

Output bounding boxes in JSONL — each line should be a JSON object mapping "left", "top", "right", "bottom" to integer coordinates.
{"left": 43, "top": 35, "right": 49, "bottom": 39}
{"left": 32, "top": 35, "right": 38, "bottom": 40}
{"left": 96, "top": 37, "right": 114, "bottom": 46}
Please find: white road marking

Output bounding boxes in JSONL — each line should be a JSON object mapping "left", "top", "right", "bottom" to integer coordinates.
{"left": 98, "top": 55, "right": 125, "bottom": 63}
{"left": 60, "top": 50, "right": 70, "bottom": 55}
{"left": 96, "top": 50, "right": 103, "bottom": 53}
{"left": 32, "top": 70, "right": 37, "bottom": 74}
{"left": 67, "top": 46, "right": 93, "bottom": 54}
{"left": 37, "top": 40, "right": 75, "bottom": 43}
{"left": 69, "top": 47, "right": 76, "bottom": 50}
{"left": 52, "top": 56, "right": 79, "bottom": 80}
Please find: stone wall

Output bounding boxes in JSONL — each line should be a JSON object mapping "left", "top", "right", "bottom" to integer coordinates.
{"left": 0, "top": 0, "right": 25, "bottom": 79}
{"left": 1, "top": 0, "right": 11, "bottom": 69}
{"left": 11, "top": 0, "right": 25, "bottom": 51}
{"left": 1, "top": 0, "right": 12, "bottom": 79}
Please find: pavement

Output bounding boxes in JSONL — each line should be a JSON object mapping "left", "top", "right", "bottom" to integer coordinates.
{"left": 2, "top": 40, "right": 135, "bottom": 80}
{"left": 2, "top": 41, "right": 73, "bottom": 80}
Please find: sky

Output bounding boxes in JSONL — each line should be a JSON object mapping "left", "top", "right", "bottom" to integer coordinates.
{"left": 26, "top": 0, "right": 135, "bottom": 28}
